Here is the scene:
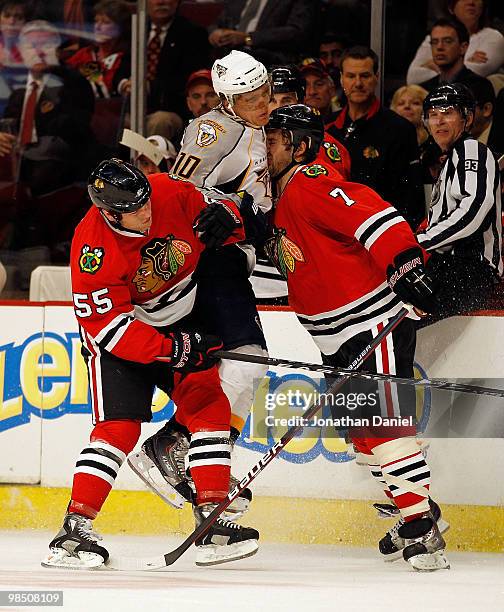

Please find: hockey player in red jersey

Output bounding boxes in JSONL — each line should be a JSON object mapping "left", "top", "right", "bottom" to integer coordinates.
{"left": 42, "top": 159, "right": 259, "bottom": 569}
{"left": 265, "top": 105, "right": 449, "bottom": 572}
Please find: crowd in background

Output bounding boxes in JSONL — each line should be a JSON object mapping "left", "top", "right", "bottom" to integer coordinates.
{"left": 0, "top": 0, "right": 502, "bottom": 297}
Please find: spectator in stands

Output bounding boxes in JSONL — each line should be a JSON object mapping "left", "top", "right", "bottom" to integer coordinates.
{"left": 31, "top": 0, "right": 97, "bottom": 61}
{"left": 408, "top": 1, "right": 504, "bottom": 84}
{"left": 119, "top": 0, "right": 211, "bottom": 141}
{"left": 0, "top": 0, "right": 27, "bottom": 65}
{"left": 300, "top": 58, "right": 338, "bottom": 123}
{"left": 318, "top": 31, "right": 348, "bottom": 103}
{"left": 327, "top": 46, "right": 425, "bottom": 229}
{"left": 208, "top": 0, "right": 316, "bottom": 65}
{"left": 390, "top": 84, "right": 429, "bottom": 146}
{"left": 418, "top": 18, "right": 493, "bottom": 96}
{"left": 1, "top": 20, "right": 96, "bottom": 196}
{"left": 469, "top": 76, "right": 502, "bottom": 158}
{"left": 0, "top": 20, "right": 97, "bottom": 254}
{"left": 185, "top": 69, "right": 219, "bottom": 119}
{"left": 120, "top": 127, "right": 177, "bottom": 174}
{"left": 65, "top": 0, "right": 131, "bottom": 99}
{"left": 0, "top": 0, "right": 32, "bottom": 115}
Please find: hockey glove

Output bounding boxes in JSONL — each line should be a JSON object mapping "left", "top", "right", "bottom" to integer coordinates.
{"left": 387, "top": 247, "right": 437, "bottom": 314}
{"left": 239, "top": 191, "right": 269, "bottom": 247}
{"left": 158, "top": 331, "right": 223, "bottom": 373}
{"left": 193, "top": 201, "right": 242, "bottom": 249}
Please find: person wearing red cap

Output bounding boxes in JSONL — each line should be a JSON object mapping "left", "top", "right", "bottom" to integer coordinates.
{"left": 300, "top": 58, "right": 339, "bottom": 123}
{"left": 185, "top": 69, "right": 219, "bottom": 119}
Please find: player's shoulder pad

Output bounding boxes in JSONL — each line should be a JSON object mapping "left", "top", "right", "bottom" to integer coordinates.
{"left": 182, "top": 108, "right": 244, "bottom": 155}
{"left": 299, "top": 163, "right": 331, "bottom": 179}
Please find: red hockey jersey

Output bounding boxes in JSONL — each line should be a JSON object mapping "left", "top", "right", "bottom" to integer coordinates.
{"left": 71, "top": 173, "right": 244, "bottom": 364}
{"left": 315, "top": 131, "right": 351, "bottom": 180}
{"left": 267, "top": 163, "right": 421, "bottom": 355}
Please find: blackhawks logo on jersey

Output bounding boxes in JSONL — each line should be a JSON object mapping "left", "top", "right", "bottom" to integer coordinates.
{"left": 323, "top": 141, "right": 341, "bottom": 163}
{"left": 301, "top": 164, "right": 329, "bottom": 178}
{"left": 133, "top": 235, "right": 192, "bottom": 293}
{"left": 79, "top": 245, "right": 104, "bottom": 274}
{"left": 264, "top": 228, "right": 305, "bottom": 279}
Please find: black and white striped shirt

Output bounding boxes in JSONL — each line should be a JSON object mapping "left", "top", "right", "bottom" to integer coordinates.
{"left": 417, "top": 135, "right": 502, "bottom": 275}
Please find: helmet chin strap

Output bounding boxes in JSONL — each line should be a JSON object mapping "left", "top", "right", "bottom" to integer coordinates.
{"left": 273, "top": 158, "right": 299, "bottom": 183}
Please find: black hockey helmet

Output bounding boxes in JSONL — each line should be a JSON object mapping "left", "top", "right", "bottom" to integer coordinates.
{"left": 423, "top": 83, "right": 476, "bottom": 121}
{"left": 267, "top": 104, "right": 324, "bottom": 162}
{"left": 270, "top": 65, "right": 306, "bottom": 103}
{"left": 88, "top": 158, "right": 152, "bottom": 214}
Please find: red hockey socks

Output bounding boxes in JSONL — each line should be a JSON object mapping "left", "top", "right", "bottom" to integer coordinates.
{"left": 68, "top": 420, "right": 140, "bottom": 519}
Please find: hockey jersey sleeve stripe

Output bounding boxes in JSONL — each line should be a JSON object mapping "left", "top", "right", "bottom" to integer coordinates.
{"left": 95, "top": 313, "right": 135, "bottom": 352}
{"left": 140, "top": 276, "right": 197, "bottom": 314}
{"left": 297, "top": 284, "right": 396, "bottom": 326}
{"left": 307, "top": 298, "right": 402, "bottom": 337}
{"left": 354, "top": 208, "right": 401, "bottom": 243}
{"left": 418, "top": 142, "right": 496, "bottom": 251}
{"left": 361, "top": 215, "right": 405, "bottom": 250}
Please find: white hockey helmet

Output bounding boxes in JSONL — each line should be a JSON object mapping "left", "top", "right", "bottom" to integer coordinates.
{"left": 211, "top": 50, "right": 269, "bottom": 105}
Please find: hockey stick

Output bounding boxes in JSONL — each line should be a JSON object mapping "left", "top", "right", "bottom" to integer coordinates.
{"left": 214, "top": 350, "right": 504, "bottom": 400}
{"left": 106, "top": 307, "right": 409, "bottom": 571}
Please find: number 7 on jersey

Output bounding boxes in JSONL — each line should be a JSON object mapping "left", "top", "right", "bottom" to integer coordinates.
{"left": 329, "top": 187, "right": 355, "bottom": 207}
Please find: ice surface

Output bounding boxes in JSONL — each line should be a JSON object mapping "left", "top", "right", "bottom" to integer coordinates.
{"left": 0, "top": 531, "right": 502, "bottom": 612}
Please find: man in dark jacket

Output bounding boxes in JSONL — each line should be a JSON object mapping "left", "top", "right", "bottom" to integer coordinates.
{"left": 208, "top": 0, "right": 316, "bottom": 65}
{"left": 327, "top": 46, "right": 425, "bottom": 229}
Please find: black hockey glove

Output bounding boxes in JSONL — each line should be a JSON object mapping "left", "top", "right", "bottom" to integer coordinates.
{"left": 193, "top": 200, "right": 242, "bottom": 249}
{"left": 239, "top": 191, "right": 269, "bottom": 247}
{"left": 158, "top": 331, "right": 223, "bottom": 373}
{"left": 387, "top": 247, "right": 437, "bottom": 314}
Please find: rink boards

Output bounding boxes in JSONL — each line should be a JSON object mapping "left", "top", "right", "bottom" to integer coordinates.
{"left": 0, "top": 303, "right": 503, "bottom": 551}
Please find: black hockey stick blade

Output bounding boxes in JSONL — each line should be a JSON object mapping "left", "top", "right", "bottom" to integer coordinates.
{"left": 106, "top": 308, "right": 409, "bottom": 571}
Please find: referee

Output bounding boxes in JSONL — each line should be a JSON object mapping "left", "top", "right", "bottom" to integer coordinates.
{"left": 417, "top": 83, "right": 502, "bottom": 323}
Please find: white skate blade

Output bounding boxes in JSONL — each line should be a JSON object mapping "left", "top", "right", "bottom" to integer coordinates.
{"left": 409, "top": 550, "right": 450, "bottom": 572}
{"left": 195, "top": 539, "right": 259, "bottom": 567}
{"left": 41, "top": 548, "right": 105, "bottom": 570}
{"left": 128, "top": 451, "right": 186, "bottom": 509}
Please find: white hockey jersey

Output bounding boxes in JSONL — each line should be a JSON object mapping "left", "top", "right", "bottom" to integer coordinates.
{"left": 173, "top": 106, "right": 272, "bottom": 213}
{"left": 172, "top": 106, "right": 283, "bottom": 296}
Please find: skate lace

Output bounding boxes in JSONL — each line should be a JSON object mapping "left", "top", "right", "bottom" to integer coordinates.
{"left": 216, "top": 517, "right": 241, "bottom": 530}
{"left": 76, "top": 517, "right": 103, "bottom": 542}
{"left": 173, "top": 436, "right": 189, "bottom": 477}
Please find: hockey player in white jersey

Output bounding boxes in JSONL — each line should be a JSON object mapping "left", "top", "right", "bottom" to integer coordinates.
{"left": 128, "top": 51, "right": 272, "bottom": 519}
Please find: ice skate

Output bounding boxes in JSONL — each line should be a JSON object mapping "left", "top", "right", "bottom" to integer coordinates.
{"left": 379, "top": 498, "right": 450, "bottom": 561}
{"left": 129, "top": 420, "right": 253, "bottom": 519}
{"left": 128, "top": 421, "right": 191, "bottom": 509}
{"left": 193, "top": 503, "right": 259, "bottom": 566}
{"left": 42, "top": 513, "right": 109, "bottom": 569}
{"left": 398, "top": 514, "right": 450, "bottom": 571}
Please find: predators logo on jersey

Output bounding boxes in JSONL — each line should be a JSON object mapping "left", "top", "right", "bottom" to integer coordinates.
{"left": 264, "top": 228, "right": 305, "bottom": 279}
{"left": 79, "top": 245, "right": 104, "bottom": 274}
{"left": 196, "top": 120, "right": 225, "bottom": 148}
{"left": 323, "top": 141, "right": 341, "bottom": 163}
{"left": 133, "top": 235, "right": 192, "bottom": 293}
{"left": 301, "top": 164, "right": 329, "bottom": 179}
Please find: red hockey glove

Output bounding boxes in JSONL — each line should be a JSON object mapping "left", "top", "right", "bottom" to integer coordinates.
{"left": 157, "top": 331, "right": 223, "bottom": 373}
{"left": 193, "top": 201, "right": 242, "bottom": 249}
{"left": 387, "top": 247, "right": 438, "bottom": 315}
